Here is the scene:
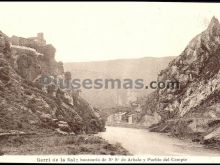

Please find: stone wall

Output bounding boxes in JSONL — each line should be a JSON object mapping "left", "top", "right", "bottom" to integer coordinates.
{"left": 10, "top": 34, "right": 64, "bottom": 81}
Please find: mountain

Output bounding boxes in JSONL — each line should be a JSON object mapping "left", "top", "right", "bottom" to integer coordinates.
{"left": 0, "top": 32, "right": 105, "bottom": 135}
{"left": 64, "top": 57, "right": 174, "bottom": 108}
{"left": 143, "top": 16, "right": 220, "bottom": 145}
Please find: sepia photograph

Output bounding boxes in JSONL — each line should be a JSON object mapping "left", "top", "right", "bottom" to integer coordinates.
{"left": 0, "top": 1, "right": 220, "bottom": 163}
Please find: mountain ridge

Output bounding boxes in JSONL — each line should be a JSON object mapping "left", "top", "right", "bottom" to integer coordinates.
{"left": 64, "top": 56, "right": 174, "bottom": 108}
{"left": 143, "top": 16, "right": 220, "bottom": 146}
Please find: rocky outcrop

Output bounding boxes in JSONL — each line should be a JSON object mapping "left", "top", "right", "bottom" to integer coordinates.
{"left": 10, "top": 35, "right": 64, "bottom": 81}
{"left": 0, "top": 32, "right": 105, "bottom": 135}
{"left": 157, "top": 17, "right": 220, "bottom": 121}
{"left": 140, "top": 17, "right": 220, "bottom": 146}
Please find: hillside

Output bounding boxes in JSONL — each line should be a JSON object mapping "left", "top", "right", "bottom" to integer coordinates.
{"left": 143, "top": 16, "right": 220, "bottom": 146}
{"left": 64, "top": 57, "right": 174, "bottom": 108}
{"left": 0, "top": 32, "right": 106, "bottom": 135}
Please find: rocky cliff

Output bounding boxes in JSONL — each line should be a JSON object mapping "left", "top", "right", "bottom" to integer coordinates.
{"left": 142, "top": 17, "right": 220, "bottom": 145}
{"left": 0, "top": 32, "right": 105, "bottom": 135}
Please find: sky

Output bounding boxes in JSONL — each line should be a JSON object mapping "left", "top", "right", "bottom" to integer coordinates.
{"left": 0, "top": 2, "right": 219, "bottom": 62}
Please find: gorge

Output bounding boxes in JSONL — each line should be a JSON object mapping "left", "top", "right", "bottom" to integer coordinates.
{"left": 2, "top": 16, "right": 220, "bottom": 156}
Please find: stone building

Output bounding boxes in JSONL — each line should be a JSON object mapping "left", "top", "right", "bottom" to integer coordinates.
{"left": 11, "top": 32, "right": 46, "bottom": 47}
{"left": 28, "top": 33, "right": 46, "bottom": 46}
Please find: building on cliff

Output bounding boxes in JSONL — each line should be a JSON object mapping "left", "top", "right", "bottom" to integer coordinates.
{"left": 11, "top": 32, "right": 46, "bottom": 46}
{"left": 9, "top": 33, "right": 64, "bottom": 80}
{"left": 28, "top": 33, "right": 46, "bottom": 46}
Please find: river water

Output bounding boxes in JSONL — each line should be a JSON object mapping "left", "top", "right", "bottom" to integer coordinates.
{"left": 98, "top": 126, "right": 220, "bottom": 156}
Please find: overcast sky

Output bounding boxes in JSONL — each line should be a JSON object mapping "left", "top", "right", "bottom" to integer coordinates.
{"left": 0, "top": 2, "right": 219, "bottom": 62}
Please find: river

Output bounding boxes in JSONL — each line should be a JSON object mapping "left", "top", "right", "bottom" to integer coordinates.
{"left": 98, "top": 126, "right": 220, "bottom": 156}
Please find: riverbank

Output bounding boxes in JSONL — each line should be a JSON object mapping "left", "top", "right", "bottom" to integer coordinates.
{"left": 99, "top": 126, "right": 220, "bottom": 156}
{"left": 148, "top": 120, "right": 220, "bottom": 152}
{"left": 107, "top": 123, "right": 198, "bottom": 144}
{"left": 106, "top": 123, "right": 148, "bottom": 130}
{"left": 0, "top": 131, "right": 130, "bottom": 155}
{"left": 107, "top": 122, "right": 220, "bottom": 154}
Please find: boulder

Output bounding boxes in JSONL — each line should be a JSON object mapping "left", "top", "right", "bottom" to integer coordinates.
{"left": 58, "top": 121, "right": 71, "bottom": 132}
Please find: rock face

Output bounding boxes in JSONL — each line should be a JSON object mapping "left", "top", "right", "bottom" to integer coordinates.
{"left": 0, "top": 32, "right": 105, "bottom": 134}
{"left": 157, "top": 16, "right": 220, "bottom": 120}
{"left": 10, "top": 34, "right": 64, "bottom": 81}
{"left": 141, "top": 17, "right": 220, "bottom": 145}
